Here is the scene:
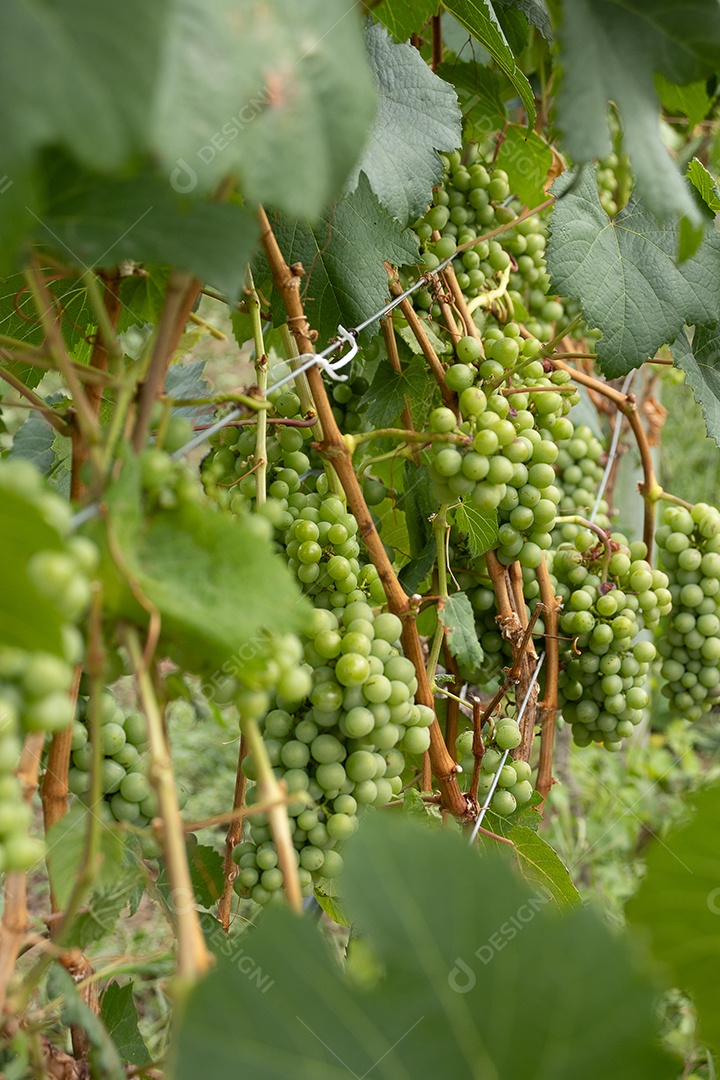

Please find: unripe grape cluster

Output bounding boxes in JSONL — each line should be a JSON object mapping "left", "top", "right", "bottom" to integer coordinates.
{"left": 656, "top": 503, "right": 720, "bottom": 721}
{"left": 409, "top": 144, "right": 565, "bottom": 341}
{"left": 233, "top": 603, "right": 433, "bottom": 903}
{"left": 0, "top": 461, "right": 99, "bottom": 872}
{"left": 554, "top": 537, "right": 670, "bottom": 748}
{"left": 455, "top": 716, "right": 533, "bottom": 816}
{"left": 554, "top": 425, "right": 612, "bottom": 540}
{"left": 428, "top": 333, "right": 578, "bottom": 568}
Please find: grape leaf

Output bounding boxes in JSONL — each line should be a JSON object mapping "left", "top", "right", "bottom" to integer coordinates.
{"left": 687, "top": 158, "right": 720, "bottom": 215}
{"left": 100, "top": 984, "right": 149, "bottom": 1068}
{"left": 496, "top": 0, "right": 551, "bottom": 40}
{"left": 358, "top": 353, "right": 434, "bottom": 429}
{"left": 164, "top": 360, "right": 213, "bottom": 422}
{"left": 86, "top": 456, "right": 311, "bottom": 676}
{"left": 495, "top": 124, "right": 553, "bottom": 208}
{"left": 440, "top": 591, "right": 483, "bottom": 669}
{"left": 48, "top": 969, "right": 125, "bottom": 1080}
{"left": 154, "top": 0, "right": 375, "bottom": 219}
{"left": 443, "top": 0, "right": 536, "bottom": 128}
{"left": 397, "top": 319, "right": 454, "bottom": 356}
{"left": 37, "top": 160, "right": 258, "bottom": 300}
{"left": 9, "top": 409, "right": 62, "bottom": 477}
{"left": 509, "top": 825, "right": 581, "bottom": 910}
{"left": 345, "top": 22, "right": 462, "bottom": 225}
{"left": 655, "top": 74, "right": 712, "bottom": 128}
{"left": 374, "top": 0, "right": 438, "bottom": 41}
{"left": 267, "top": 175, "right": 419, "bottom": 347}
{"left": 626, "top": 782, "right": 720, "bottom": 1053}
{"left": 547, "top": 166, "right": 720, "bottom": 377}
{"left": 455, "top": 501, "right": 498, "bottom": 555}
{"left": 670, "top": 327, "right": 720, "bottom": 450}
{"left": 553, "top": 0, "right": 720, "bottom": 223}
{"left": 174, "top": 814, "right": 672, "bottom": 1080}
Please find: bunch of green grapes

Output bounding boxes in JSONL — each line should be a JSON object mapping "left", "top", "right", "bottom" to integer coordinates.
{"left": 0, "top": 461, "right": 99, "bottom": 871}
{"left": 329, "top": 368, "right": 371, "bottom": 436}
{"left": 407, "top": 143, "right": 564, "bottom": 340}
{"left": 66, "top": 691, "right": 173, "bottom": 829}
{"left": 596, "top": 152, "right": 631, "bottom": 218}
{"left": 656, "top": 503, "right": 720, "bottom": 721}
{"left": 553, "top": 425, "right": 612, "bottom": 541}
{"left": 427, "top": 333, "right": 578, "bottom": 568}
{"left": 554, "top": 538, "right": 671, "bottom": 748}
{"left": 455, "top": 715, "right": 534, "bottom": 815}
{"left": 232, "top": 603, "right": 433, "bottom": 904}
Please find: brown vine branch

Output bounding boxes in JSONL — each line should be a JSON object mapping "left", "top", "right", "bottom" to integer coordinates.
{"left": 382, "top": 314, "right": 417, "bottom": 443}
{"left": 259, "top": 207, "right": 468, "bottom": 818}
{"left": 218, "top": 736, "right": 247, "bottom": 932}
{"left": 385, "top": 266, "right": 456, "bottom": 411}
{"left": 441, "top": 260, "right": 482, "bottom": 342}
{"left": 536, "top": 555, "right": 560, "bottom": 802}
{"left": 131, "top": 271, "right": 201, "bottom": 452}
{"left": 551, "top": 356, "right": 660, "bottom": 553}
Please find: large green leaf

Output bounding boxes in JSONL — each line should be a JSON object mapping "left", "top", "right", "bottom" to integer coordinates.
{"left": 626, "top": 783, "right": 720, "bottom": 1052}
{"left": 671, "top": 327, "right": 720, "bottom": 450}
{"left": 443, "top": 0, "right": 536, "bottom": 127}
{"left": 358, "top": 352, "right": 435, "bottom": 429}
{"left": 0, "top": 0, "right": 375, "bottom": 264}
{"left": 173, "top": 814, "right": 672, "bottom": 1080}
{"left": 87, "top": 457, "right": 311, "bottom": 676}
{"left": 37, "top": 159, "right": 257, "bottom": 299}
{"left": 495, "top": 125, "right": 553, "bottom": 208}
{"left": 454, "top": 501, "right": 498, "bottom": 556}
{"left": 267, "top": 175, "right": 419, "bottom": 346}
{"left": 346, "top": 23, "right": 462, "bottom": 225}
{"left": 553, "top": 0, "right": 720, "bottom": 222}
{"left": 374, "top": 0, "right": 438, "bottom": 41}
{"left": 547, "top": 167, "right": 720, "bottom": 377}
{"left": 155, "top": 0, "right": 375, "bottom": 219}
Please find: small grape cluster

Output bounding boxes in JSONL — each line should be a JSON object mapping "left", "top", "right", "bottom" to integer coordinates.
{"left": 329, "top": 369, "right": 371, "bottom": 435}
{"left": 67, "top": 690, "right": 170, "bottom": 830}
{"left": 554, "top": 425, "right": 612, "bottom": 541}
{"left": 554, "top": 538, "right": 670, "bottom": 748}
{"left": 428, "top": 335, "right": 578, "bottom": 568}
{"left": 656, "top": 503, "right": 720, "bottom": 721}
{"left": 0, "top": 461, "right": 99, "bottom": 872}
{"left": 232, "top": 603, "right": 433, "bottom": 904}
{"left": 455, "top": 715, "right": 533, "bottom": 815}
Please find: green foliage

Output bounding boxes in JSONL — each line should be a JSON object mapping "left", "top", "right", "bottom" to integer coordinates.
{"left": 444, "top": 0, "right": 536, "bottom": 127}
{"left": 87, "top": 457, "right": 311, "bottom": 676}
{"left": 553, "top": 0, "right": 720, "bottom": 222}
{"left": 548, "top": 166, "right": 720, "bottom": 377}
{"left": 374, "top": 0, "right": 438, "bottom": 41}
{"left": 508, "top": 825, "right": 581, "bottom": 909}
{"left": 173, "top": 814, "right": 672, "bottom": 1080}
{"left": 347, "top": 23, "right": 462, "bottom": 225}
{"left": 266, "top": 175, "right": 418, "bottom": 345}
{"left": 38, "top": 158, "right": 258, "bottom": 299}
{"left": 358, "top": 352, "right": 434, "bottom": 429}
{"left": 671, "top": 327, "right": 720, "bottom": 451}
{"left": 656, "top": 74, "right": 713, "bottom": 128}
{"left": 100, "top": 983, "right": 150, "bottom": 1068}
{"left": 454, "top": 502, "right": 499, "bottom": 557}
{"left": 440, "top": 591, "right": 484, "bottom": 669}
{"left": 627, "top": 782, "right": 720, "bottom": 1054}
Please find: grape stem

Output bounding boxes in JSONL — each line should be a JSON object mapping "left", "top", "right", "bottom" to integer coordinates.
{"left": 550, "top": 356, "right": 660, "bottom": 554}
{"left": 555, "top": 515, "right": 613, "bottom": 582}
{"left": 248, "top": 271, "right": 268, "bottom": 506}
{"left": 427, "top": 506, "right": 450, "bottom": 687}
{"left": 535, "top": 554, "right": 561, "bottom": 802}
{"left": 386, "top": 266, "right": 456, "bottom": 410}
{"left": 350, "top": 427, "right": 471, "bottom": 451}
{"left": 438, "top": 254, "right": 481, "bottom": 341}
{"left": 124, "top": 628, "right": 212, "bottom": 989}
{"left": 217, "top": 735, "right": 248, "bottom": 932}
{"left": 382, "top": 315, "right": 419, "bottom": 447}
{"left": 656, "top": 490, "right": 694, "bottom": 511}
{"left": 239, "top": 716, "right": 303, "bottom": 913}
{"left": 259, "top": 207, "right": 469, "bottom": 819}
{"left": 0, "top": 365, "right": 72, "bottom": 436}
{"left": 466, "top": 265, "right": 511, "bottom": 315}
